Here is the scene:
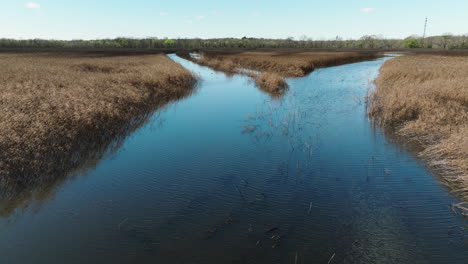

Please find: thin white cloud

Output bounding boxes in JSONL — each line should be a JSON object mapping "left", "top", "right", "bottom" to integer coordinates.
{"left": 212, "top": 11, "right": 224, "bottom": 16}
{"left": 185, "top": 19, "right": 193, "bottom": 24}
{"left": 360, "top": 8, "right": 374, "bottom": 13}
{"left": 159, "top": 12, "right": 169, "bottom": 16}
{"left": 251, "top": 12, "right": 261, "bottom": 17}
{"left": 25, "top": 2, "right": 41, "bottom": 9}
{"left": 196, "top": 15, "right": 205, "bottom": 19}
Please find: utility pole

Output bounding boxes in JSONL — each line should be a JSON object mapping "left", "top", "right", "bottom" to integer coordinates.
{"left": 422, "top": 17, "right": 428, "bottom": 39}
{"left": 421, "top": 17, "right": 428, "bottom": 48}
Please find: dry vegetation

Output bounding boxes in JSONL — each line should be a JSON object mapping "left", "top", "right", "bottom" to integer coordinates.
{"left": 0, "top": 52, "right": 197, "bottom": 210}
{"left": 178, "top": 51, "right": 377, "bottom": 97}
{"left": 254, "top": 72, "right": 288, "bottom": 95}
{"left": 368, "top": 55, "right": 468, "bottom": 194}
{"left": 197, "top": 51, "right": 379, "bottom": 77}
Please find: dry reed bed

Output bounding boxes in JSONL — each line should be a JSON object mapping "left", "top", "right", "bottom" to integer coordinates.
{"left": 0, "top": 52, "right": 197, "bottom": 211}
{"left": 177, "top": 51, "right": 377, "bottom": 96}
{"left": 368, "top": 55, "right": 468, "bottom": 195}
{"left": 199, "top": 51, "right": 379, "bottom": 77}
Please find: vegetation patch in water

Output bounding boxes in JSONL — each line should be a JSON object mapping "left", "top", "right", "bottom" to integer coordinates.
{"left": 177, "top": 51, "right": 378, "bottom": 97}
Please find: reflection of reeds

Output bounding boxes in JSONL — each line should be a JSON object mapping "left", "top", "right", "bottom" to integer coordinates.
{"left": 0, "top": 52, "right": 197, "bottom": 215}
{"left": 368, "top": 55, "right": 468, "bottom": 194}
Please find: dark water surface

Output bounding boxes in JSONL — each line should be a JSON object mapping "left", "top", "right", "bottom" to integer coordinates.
{"left": 0, "top": 55, "right": 467, "bottom": 263}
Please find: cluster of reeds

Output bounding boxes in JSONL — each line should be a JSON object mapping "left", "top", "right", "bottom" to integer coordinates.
{"left": 177, "top": 51, "right": 377, "bottom": 97}
{"left": 368, "top": 55, "right": 468, "bottom": 193}
{"left": 199, "top": 51, "right": 378, "bottom": 77}
{"left": 0, "top": 52, "right": 197, "bottom": 212}
{"left": 254, "top": 73, "right": 289, "bottom": 96}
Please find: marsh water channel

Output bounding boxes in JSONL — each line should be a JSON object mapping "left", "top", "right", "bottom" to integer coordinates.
{"left": 0, "top": 54, "right": 467, "bottom": 263}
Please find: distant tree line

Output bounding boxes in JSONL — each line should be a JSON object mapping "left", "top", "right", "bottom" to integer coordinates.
{"left": 1, "top": 34, "right": 467, "bottom": 50}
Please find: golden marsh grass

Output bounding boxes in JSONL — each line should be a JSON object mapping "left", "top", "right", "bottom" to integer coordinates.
{"left": 0, "top": 52, "right": 197, "bottom": 205}
{"left": 369, "top": 55, "right": 468, "bottom": 194}
{"left": 198, "top": 51, "right": 379, "bottom": 77}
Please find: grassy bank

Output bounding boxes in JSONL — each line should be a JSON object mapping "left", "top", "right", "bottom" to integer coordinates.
{"left": 0, "top": 52, "right": 197, "bottom": 210}
{"left": 368, "top": 55, "right": 467, "bottom": 194}
{"left": 177, "top": 51, "right": 378, "bottom": 96}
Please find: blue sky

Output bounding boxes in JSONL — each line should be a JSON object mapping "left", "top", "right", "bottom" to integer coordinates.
{"left": 1, "top": 0, "right": 467, "bottom": 40}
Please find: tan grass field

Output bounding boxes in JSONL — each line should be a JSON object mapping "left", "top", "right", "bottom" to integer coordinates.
{"left": 0, "top": 52, "right": 197, "bottom": 203}
{"left": 369, "top": 55, "right": 468, "bottom": 194}
{"left": 177, "top": 51, "right": 377, "bottom": 96}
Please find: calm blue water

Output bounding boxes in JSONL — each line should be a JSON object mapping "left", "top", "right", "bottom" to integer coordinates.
{"left": 0, "top": 54, "right": 466, "bottom": 263}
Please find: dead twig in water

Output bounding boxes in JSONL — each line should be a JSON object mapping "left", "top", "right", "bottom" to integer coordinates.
{"left": 235, "top": 185, "right": 247, "bottom": 202}
{"left": 118, "top": 218, "right": 128, "bottom": 230}
{"left": 265, "top": 227, "right": 279, "bottom": 234}
{"left": 308, "top": 202, "right": 313, "bottom": 215}
{"left": 204, "top": 227, "right": 218, "bottom": 239}
{"left": 271, "top": 235, "right": 282, "bottom": 248}
{"left": 240, "top": 177, "right": 249, "bottom": 187}
{"left": 328, "top": 253, "right": 335, "bottom": 264}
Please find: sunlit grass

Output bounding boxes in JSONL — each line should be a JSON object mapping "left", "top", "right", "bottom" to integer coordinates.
{"left": 368, "top": 54, "right": 468, "bottom": 192}
{"left": 0, "top": 52, "right": 197, "bottom": 199}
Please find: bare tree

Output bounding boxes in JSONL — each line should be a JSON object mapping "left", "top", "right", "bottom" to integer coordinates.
{"left": 439, "top": 33, "right": 454, "bottom": 49}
